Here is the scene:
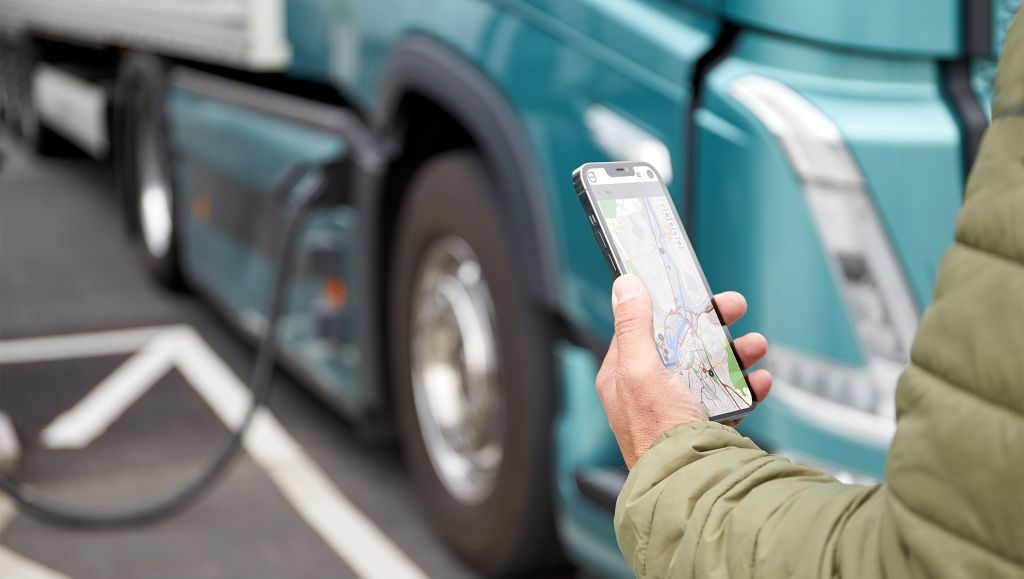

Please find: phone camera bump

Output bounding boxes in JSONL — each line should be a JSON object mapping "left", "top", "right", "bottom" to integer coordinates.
{"left": 587, "top": 170, "right": 597, "bottom": 182}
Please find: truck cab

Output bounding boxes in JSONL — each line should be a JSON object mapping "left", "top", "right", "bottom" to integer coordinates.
{"left": 0, "top": 0, "right": 1015, "bottom": 576}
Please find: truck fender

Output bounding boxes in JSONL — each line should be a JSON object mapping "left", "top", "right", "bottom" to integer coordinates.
{"left": 371, "top": 35, "right": 561, "bottom": 311}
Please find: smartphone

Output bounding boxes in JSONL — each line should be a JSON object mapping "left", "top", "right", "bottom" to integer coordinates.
{"left": 572, "top": 161, "right": 756, "bottom": 422}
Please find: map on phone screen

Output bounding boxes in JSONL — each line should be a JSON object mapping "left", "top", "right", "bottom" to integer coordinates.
{"left": 599, "top": 195, "right": 753, "bottom": 416}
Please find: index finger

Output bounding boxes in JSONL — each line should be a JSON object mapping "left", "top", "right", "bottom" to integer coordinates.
{"left": 713, "top": 291, "right": 747, "bottom": 326}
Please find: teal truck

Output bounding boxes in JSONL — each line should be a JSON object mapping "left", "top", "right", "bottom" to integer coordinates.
{"left": 0, "top": 0, "right": 1015, "bottom": 575}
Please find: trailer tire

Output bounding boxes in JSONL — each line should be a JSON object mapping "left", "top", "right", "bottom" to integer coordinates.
{"left": 115, "top": 53, "right": 182, "bottom": 287}
{"left": 388, "top": 151, "right": 560, "bottom": 575}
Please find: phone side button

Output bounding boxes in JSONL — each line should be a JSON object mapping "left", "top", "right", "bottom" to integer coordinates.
{"left": 588, "top": 214, "right": 597, "bottom": 226}
{"left": 593, "top": 228, "right": 609, "bottom": 249}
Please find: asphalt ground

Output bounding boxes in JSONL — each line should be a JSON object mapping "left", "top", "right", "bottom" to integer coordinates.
{"left": 0, "top": 141, "right": 568, "bottom": 578}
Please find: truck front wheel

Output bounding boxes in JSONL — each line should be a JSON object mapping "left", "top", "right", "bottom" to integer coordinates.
{"left": 388, "top": 151, "right": 560, "bottom": 575}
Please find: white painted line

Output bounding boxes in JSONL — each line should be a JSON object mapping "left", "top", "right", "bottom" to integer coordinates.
{"left": 39, "top": 334, "right": 177, "bottom": 450}
{"left": 246, "top": 413, "right": 428, "bottom": 579}
{"left": 2, "top": 325, "right": 426, "bottom": 578}
{"left": 170, "top": 327, "right": 428, "bottom": 579}
{"left": 0, "top": 411, "right": 20, "bottom": 469}
{"left": 0, "top": 495, "right": 15, "bottom": 531}
{"left": 0, "top": 326, "right": 174, "bottom": 365}
{"left": 0, "top": 497, "right": 71, "bottom": 579}
{"left": 0, "top": 548, "right": 72, "bottom": 579}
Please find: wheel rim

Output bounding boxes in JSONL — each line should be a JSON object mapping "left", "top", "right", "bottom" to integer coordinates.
{"left": 135, "top": 98, "right": 172, "bottom": 259}
{"left": 411, "top": 235, "right": 503, "bottom": 505}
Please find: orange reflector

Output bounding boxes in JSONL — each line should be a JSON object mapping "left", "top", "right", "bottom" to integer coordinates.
{"left": 192, "top": 194, "right": 212, "bottom": 220}
{"left": 324, "top": 276, "right": 347, "bottom": 309}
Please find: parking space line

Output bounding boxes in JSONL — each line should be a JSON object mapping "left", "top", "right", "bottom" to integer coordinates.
{"left": 0, "top": 547, "right": 71, "bottom": 579}
{"left": 170, "top": 327, "right": 429, "bottom": 579}
{"left": 0, "top": 411, "right": 20, "bottom": 468}
{"left": 0, "top": 495, "right": 15, "bottom": 530}
{"left": 0, "top": 497, "right": 71, "bottom": 579}
{"left": 0, "top": 326, "right": 168, "bottom": 365}
{"left": 39, "top": 334, "right": 178, "bottom": 449}
{"left": 1, "top": 325, "right": 428, "bottom": 578}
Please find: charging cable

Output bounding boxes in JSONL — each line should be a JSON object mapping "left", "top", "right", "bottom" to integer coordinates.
{"left": 0, "top": 166, "right": 328, "bottom": 527}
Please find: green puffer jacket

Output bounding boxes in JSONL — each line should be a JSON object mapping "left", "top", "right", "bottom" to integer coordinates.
{"left": 614, "top": 13, "right": 1024, "bottom": 579}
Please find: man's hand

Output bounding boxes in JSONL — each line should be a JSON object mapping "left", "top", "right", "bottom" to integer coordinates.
{"left": 596, "top": 274, "right": 773, "bottom": 469}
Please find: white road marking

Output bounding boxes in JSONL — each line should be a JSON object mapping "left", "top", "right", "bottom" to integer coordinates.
{"left": 0, "top": 411, "right": 20, "bottom": 468}
{"left": 0, "top": 497, "right": 71, "bottom": 579}
{"left": 1, "top": 325, "right": 428, "bottom": 579}
{"left": 0, "top": 495, "right": 15, "bottom": 530}
{"left": 0, "top": 326, "right": 166, "bottom": 365}
{"left": 170, "top": 327, "right": 428, "bottom": 579}
{"left": 39, "top": 333, "right": 177, "bottom": 449}
{"left": 0, "top": 547, "right": 72, "bottom": 579}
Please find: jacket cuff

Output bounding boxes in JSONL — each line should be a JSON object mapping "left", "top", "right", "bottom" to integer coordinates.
{"left": 637, "top": 421, "right": 755, "bottom": 468}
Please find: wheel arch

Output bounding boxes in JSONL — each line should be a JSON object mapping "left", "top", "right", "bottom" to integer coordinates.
{"left": 373, "top": 35, "right": 561, "bottom": 308}
{"left": 357, "top": 35, "right": 565, "bottom": 419}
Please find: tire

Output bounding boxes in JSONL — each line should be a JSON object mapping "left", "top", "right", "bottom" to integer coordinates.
{"left": 388, "top": 151, "right": 560, "bottom": 575}
{"left": 3, "top": 35, "right": 74, "bottom": 156}
{"left": 115, "top": 53, "right": 182, "bottom": 287}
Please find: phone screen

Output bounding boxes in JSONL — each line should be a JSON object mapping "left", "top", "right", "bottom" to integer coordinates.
{"left": 583, "top": 164, "right": 754, "bottom": 418}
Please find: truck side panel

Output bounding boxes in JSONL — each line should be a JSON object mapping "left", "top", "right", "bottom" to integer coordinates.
{"left": 168, "top": 89, "right": 366, "bottom": 412}
{"left": 326, "top": 2, "right": 721, "bottom": 576}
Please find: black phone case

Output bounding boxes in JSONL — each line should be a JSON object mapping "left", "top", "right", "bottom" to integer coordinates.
{"left": 572, "top": 167, "right": 623, "bottom": 278}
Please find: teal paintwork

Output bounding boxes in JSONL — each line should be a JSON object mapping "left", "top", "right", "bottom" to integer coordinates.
{"left": 740, "top": 387, "right": 889, "bottom": 476}
{"left": 556, "top": 345, "right": 633, "bottom": 578}
{"left": 694, "top": 29, "right": 969, "bottom": 477}
{"left": 693, "top": 92, "right": 864, "bottom": 367}
{"left": 722, "top": 0, "right": 961, "bottom": 56}
{"left": 995, "top": 0, "right": 1022, "bottom": 54}
{"left": 973, "top": 59, "right": 998, "bottom": 119}
{"left": 169, "top": 90, "right": 364, "bottom": 410}
{"left": 702, "top": 30, "right": 964, "bottom": 325}
{"left": 165, "top": 0, "right": 1009, "bottom": 577}
{"left": 286, "top": 0, "right": 333, "bottom": 82}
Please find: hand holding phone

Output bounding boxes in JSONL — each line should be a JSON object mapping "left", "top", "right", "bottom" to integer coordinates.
{"left": 597, "top": 273, "right": 771, "bottom": 468}
{"left": 573, "top": 162, "right": 761, "bottom": 423}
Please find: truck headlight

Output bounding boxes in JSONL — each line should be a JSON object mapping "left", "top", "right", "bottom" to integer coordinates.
{"left": 730, "top": 75, "right": 919, "bottom": 444}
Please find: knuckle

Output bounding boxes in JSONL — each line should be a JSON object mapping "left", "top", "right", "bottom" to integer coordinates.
{"left": 614, "top": 310, "right": 647, "bottom": 337}
{"left": 616, "top": 360, "right": 656, "bottom": 388}
{"left": 595, "top": 367, "right": 612, "bottom": 395}
{"left": 614, "top": 358, "right": 637, "bottom": 382}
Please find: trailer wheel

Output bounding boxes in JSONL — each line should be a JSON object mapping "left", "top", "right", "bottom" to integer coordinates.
{"left": 116, "top": 54, "right": 182, "bottom": 286}
{"left": 388, "top": 151, "right": 560, "bottom": 575}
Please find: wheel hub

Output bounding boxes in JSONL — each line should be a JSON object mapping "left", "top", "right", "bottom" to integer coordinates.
{"left": 411, "top": 236, "right": 503, "bottom": 505}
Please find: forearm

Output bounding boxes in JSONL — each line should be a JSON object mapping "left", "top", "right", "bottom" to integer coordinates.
{"left": 615, "top": 422, "right": 883, "bottom": 579}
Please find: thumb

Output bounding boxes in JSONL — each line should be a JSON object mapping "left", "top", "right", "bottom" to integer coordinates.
{"left": 612, "top": 275, "right": 663, "bottom": 375}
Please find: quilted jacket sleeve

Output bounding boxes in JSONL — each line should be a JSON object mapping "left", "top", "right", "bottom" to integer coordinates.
{"left": 614, "top": 12, "right": 1024, "bottom": 579}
